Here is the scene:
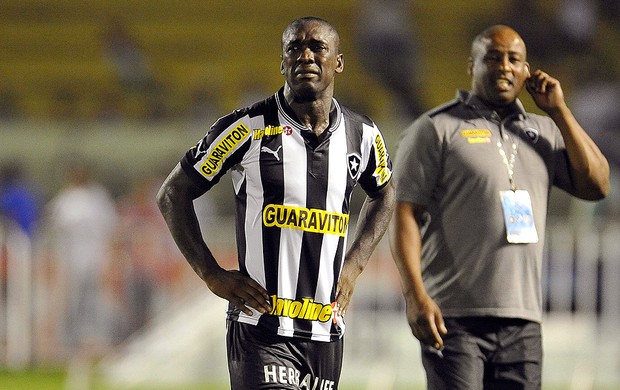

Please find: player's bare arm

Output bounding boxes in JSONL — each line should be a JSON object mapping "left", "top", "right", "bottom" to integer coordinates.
{"left": 389, "top": 201, "right": 447, "bottom": 350}
{"left": 156, "top": 163, "right": 271, "bottom": 316}
{"left": 526, "top": 69, "right": 610, "bottom": 200}
{"left": 336, "top": 180, "right": 395, "bottom": 315}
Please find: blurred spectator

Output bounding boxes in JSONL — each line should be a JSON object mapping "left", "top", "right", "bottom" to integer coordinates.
{"left": 93, "top": 89, "right": 125, "bottom": 122}
{"left": 50, "top": 87, "right": 80, "bottom": 121}
{"left": 556, "top": 0, "right": 598, "bottom": 53}
{"left": 43, "top": 160, "right": 118, "bottom": 359}
{"left": 568, "top": 55, "right": 620, "bottom": 220}
{"left": 0, "top": 86, "right": 23, "bottom": 120}
{"left": 354, "top": 0, "right": 426, "bottom": 119}
{"left": 498, "top": 0, "right": 564, "bottom": 62}
{"left": 0, "top": 162, "right": 39, "bottom": 238}
{"left": 0, "top": 162, "right": 38, "bottom": 346}
{"left": 141, "top": 83, "right": 170, "bottom": 121}
{"left": 101, "top": 15, "right": 173, "bottom": 122}
{"left": 101, "top": 16, "right": 156, "bottom": 95}
{"left": 113, "top": 177, "right": 186, "bottom": 340}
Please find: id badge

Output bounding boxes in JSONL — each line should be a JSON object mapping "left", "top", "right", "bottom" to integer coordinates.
{"left": 499, "top": 190, "right": 538, "bottom": 244}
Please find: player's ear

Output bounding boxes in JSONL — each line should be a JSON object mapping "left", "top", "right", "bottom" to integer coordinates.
{"left": 280, "top": 58, "right": 285, "bottom": 75}
{"left": 335, "top": 53, "right": 344, "bottom": 74}
{"left": 467, "top": 57, "right": 473, "bottom": 76}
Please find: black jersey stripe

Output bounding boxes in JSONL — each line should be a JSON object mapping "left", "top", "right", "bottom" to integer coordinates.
{"left": 292, "top": 132, "right": 331, "bottom": 337}
{"left": 259, "top": 101, "right": 284, "bottom": 295}
{"left": 235, "top": 178, "right": 248, "bottom": 276}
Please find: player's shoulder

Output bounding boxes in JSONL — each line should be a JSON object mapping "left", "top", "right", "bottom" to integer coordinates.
{"left": 340, "top": 104, "right": 375, "bottom": 128}
{"left": 210, "top": 94, "right": 276, "bottom": 134}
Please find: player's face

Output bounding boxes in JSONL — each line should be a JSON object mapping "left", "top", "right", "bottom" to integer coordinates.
{"left": 468, "top": 28, "right": 530, "bottom": 107}
{"left": 281, "top": 21, "right": 343, "bottom": 102}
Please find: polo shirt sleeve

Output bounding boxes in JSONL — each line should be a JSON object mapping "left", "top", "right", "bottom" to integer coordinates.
{"left": 549, "top": 122, "right": 576, "bottom": 194}
{"left": 393, "top": 114, "right": 442, "bottom": 206}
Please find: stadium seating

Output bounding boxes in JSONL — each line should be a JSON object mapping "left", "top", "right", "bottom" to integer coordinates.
{"left": 0, "top": 0, "right": 372, "bottom": 120}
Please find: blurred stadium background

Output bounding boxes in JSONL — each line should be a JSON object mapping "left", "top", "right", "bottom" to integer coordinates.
{"left": 0, "top": 1, "right": 619, "bottom": 389}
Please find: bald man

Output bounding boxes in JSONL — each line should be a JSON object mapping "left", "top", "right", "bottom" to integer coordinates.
{"left": 390, "top": 25, "right": 608, "bottom": 389}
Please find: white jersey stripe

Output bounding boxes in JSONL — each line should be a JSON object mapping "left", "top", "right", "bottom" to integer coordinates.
{"left": 241, "top": 127, "right": 267, "bottom": 292}
{"left": 313, "top": 119, "right": 348, "bottom": 339}
{"left": 278, "top": 119, "right": 307, "bottom": 334}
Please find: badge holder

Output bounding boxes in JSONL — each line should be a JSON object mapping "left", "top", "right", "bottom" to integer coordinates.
{"left": 500, "top": 190, "right": 538, "bottom": 244}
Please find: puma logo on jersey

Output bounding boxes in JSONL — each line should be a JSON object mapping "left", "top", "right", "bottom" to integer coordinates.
{"left": 261, "top": 145, "right": 282, "bottom": 161}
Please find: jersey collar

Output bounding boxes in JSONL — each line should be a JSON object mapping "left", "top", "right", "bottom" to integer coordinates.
{"left": 275, "top": 87, "right": 342, "bottom": 133}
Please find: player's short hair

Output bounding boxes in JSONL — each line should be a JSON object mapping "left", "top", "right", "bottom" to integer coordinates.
{"left": 281, "top": 16, "right": 340, "bottom": 51}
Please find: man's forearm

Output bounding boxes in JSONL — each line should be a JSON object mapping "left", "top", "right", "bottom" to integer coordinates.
{"left": 389, "top": 201, "right": 427, "bottom": 302}
{"left": 344, "top": 181, "right": 395, "bottom": 277}
{"left": 156, "top": 167, "right": 220, "bottom": 282}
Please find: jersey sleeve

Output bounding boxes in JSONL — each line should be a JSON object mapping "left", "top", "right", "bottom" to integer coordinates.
{"left": 357, "top": 124, "right": 393, "bottom": 194}
{"left": 180, "top": 112, "right": 253, "bottom": 191}
{"left": 393, "top": 114, "right": 442, "bottom": 206}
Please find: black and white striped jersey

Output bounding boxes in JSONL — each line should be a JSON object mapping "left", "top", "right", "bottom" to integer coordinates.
{"left": 181, "top": 88, "right": 392, "bottom": 342}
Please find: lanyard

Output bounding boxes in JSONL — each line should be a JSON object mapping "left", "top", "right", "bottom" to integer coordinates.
{"left": 481, "top": 114, "right": 519, "bottom": 191}
{"left": 476, "top": 106, "right": 519, "bottom": 192}
{"left": 495, "top": 128, "right": 519, "bottom": 191}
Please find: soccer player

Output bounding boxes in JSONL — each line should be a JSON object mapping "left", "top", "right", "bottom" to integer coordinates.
{"left": 390, "top": 25, "right": 609, "bottom": 389}
{"left": 157, "top": 16, "right": 395, "bottom": 389}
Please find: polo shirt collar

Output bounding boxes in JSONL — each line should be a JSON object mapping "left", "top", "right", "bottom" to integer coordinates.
{"left": 457, "top": 90, "right": 527, "bottom": 120}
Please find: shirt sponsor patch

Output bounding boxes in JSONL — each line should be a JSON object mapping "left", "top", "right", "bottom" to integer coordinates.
{"left": 372, "top": 134, "right": 391, "bottom": 186}
{"left": 461, "top": 129, "right": 492, "bottom": 144}
{"left": 253, "top": 125, "right": 284, "bottom": 140}
{"left": 263, "top": 204, "right": 349, "bottom": 237}
{"left": 199, "top": 122, "right": 251, "bottom": 177}
{"left": 269, "top": 295, "right": 333, "bottom": 322}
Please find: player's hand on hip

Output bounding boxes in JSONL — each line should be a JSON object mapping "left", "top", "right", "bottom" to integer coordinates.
{"left": 334, "top": 278, "right": 356, "bottom": 318}
{"left": 206, "top": 269, "right": 272, "bottom": 316}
